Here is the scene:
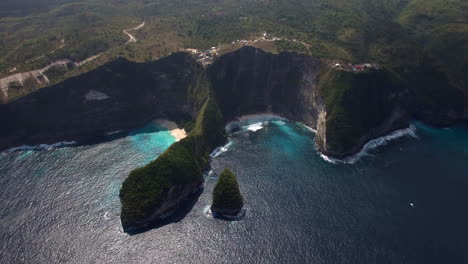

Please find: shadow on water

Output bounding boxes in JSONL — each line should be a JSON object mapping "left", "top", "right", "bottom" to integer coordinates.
{"left": 78, "top": 123, "right": 170, "bottom": 148}
{"left": 125, "top": 186, "right": 204, "bottom": 236}
{"left": 211, "top": 207, "right": 246, "bottom": 221}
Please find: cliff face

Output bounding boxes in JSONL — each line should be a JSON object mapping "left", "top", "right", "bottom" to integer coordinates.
{"left": 2, "top": 46, "right": 467, "bottom": 158}
{"left": 0, "top": 52, "right": 205, "bottom": 150}
{"left": 315, "top": 68, "right": 412, "bottom": 157}
{"left": 3, "top": 46, "right": 468, "bottom": 232}
{"left": 119, "top": 98, "right": 226, "bottom": 233}
{"left": 208, "top": 47, "right": 468, "bottom": 157}
{"left": 209, "top": 47, "right": 407, "bottom": 157}
{"left": 209, "top": 46, "right": 325, "bottom": 127}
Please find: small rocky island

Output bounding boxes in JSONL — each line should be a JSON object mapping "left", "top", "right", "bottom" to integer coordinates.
{"left": 211, "top": 168, "right": 244, "bottom": 219}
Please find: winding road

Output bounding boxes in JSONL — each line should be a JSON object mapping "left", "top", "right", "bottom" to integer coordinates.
{"left": 123, "top": 22, "right": 145, "bottom": 44}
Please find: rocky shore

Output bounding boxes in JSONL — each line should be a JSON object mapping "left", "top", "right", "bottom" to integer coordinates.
{"left": 2, "top": 47, "right": 468, "bottom": 232}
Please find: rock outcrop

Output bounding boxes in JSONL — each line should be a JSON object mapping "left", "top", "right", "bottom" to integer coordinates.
{"left": 211, "top": 168, "right": 244, "bottom": 218}
{"left": 119, "top": 98, "right": 227, "bottom": 233}
{"left": 2, "top": 47, "right": 468, "bottom": 232}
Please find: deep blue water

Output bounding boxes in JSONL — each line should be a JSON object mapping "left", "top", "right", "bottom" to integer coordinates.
{"left": 1, "top": 120, "right": 468, "bottom": 263}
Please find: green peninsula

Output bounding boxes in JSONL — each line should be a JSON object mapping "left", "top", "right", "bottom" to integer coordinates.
{"left": 119, "top": 97, "right": 226, "bottom": 232}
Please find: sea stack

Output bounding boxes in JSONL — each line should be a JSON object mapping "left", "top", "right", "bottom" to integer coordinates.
{"left": 211, "top": 168, "right": 244, "bottom": 218}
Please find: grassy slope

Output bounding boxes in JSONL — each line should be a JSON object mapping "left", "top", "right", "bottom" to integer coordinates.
{"left": 119, "top": 96, "right": 226, "bottom": 228}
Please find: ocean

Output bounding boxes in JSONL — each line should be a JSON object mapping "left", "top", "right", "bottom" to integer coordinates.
{"left": 1, "top": 119, "right": 468, "bottom": 263}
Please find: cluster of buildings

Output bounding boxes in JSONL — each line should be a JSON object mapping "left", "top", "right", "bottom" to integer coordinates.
{"left": 332, "top": 62, "right": 380, "bottom": 72}
{"left": 186, "top": 47, "right": 219, "bottom": 66}
{"left": 231, "top": 32, "right": 283, "bottom": 46}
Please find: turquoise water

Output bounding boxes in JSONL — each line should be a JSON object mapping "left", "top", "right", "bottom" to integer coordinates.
{"left": 1, "top": 120, "right": 468, "bottom": 263}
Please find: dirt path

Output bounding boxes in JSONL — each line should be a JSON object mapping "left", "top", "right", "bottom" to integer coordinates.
{"left": 123, "top": 22, "right": 145, "bottom": 44}
{"left": 1, "top": 22, "right": 144, "bottom": 101}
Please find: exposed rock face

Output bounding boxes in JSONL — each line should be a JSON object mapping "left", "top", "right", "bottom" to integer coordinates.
{"left": 1, "top": 46, "right": 468, "bottom": 158}
{"left": 123, "top": 181, "right": 202, "bottom": 233}
{"left": 0, "top": 52, "right": 205, "bottom": 150}
{"left": 209, "top": 47, "right": 468, "bottom": 157}
{"left": 209, "top": 46, "right": 324, "bottom": 128}
{"left": 2, "top": 46, "right": 468, "bottom": 232}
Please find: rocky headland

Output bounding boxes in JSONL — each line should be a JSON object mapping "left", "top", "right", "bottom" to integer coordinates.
{"left": 1, "top": 46, "right": 468, "bottom": 232}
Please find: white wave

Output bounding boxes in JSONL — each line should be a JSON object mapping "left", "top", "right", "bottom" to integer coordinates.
{"left": 210, "top": 141, "right": 232, "bottom": 158}
{"left": 203, "top": 205, "right": 214, "bottom": 218}
{"left": 226, "top": 113, "right": 287, "bottom": 133}
{"left": 298, "top": 123, "right": 317, "bottom": 133}
{"left": 4, "top": 141, "right": 77, "bottom": 153}
{"left": 246, "top": 122, "right": 264, "bottom": 132}
{"left": 106, "top": 130, "right": 122, "bottom": 136}
{"left": 319, "top": 125, "right": 418, "bottom": 164}
{"left": 104, "top": 211, "right": 110, "bottom": 220}
{"left": 203, "top": 205, "right": 247, "bottom": 220}
{"left": 204, "top": 169, "right": 214, "bottom": 177}
{"left": 271, "top": 120, "right": 286, "bottom": 126}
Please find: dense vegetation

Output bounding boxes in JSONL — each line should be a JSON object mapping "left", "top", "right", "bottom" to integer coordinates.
{"left": 1, "top": 0, "right": 467, "bottom": 99}
{"left": 319, "top": 68, "right": 407, "bottom": 154}
{"left": 119, "top": 97, "right": 226, "bottom": 229}
{"left": 211, "top": 168, "right": 243, "bottom": 216}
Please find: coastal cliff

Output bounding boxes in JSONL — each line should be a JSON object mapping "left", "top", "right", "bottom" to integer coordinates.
{"left": 0, "top": 52, "right": 205, "bottom": 150}
{"left": 119, "top": 97, "right": 226, "bottom": 232}
{"left": 2, "top": 47, "right": 468, "bottom": 232}
{"left": 209, "top": 47, "right": 468, "bottom": 157}
{"left": 3, "top": 46, "right": 466, "bottom": 157}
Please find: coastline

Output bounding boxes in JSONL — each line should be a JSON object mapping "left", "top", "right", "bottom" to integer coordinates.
{"left": 237, "top": 113, "right": 286, "bottom": 122}
{"left": 317, "top": 124, "right": 418, "bottom": 164}
{"left": 228, "top": 112, "right": 420, "bottom": 165}
{"left": 154, "top": 119, "right": 187, "bottom": 142}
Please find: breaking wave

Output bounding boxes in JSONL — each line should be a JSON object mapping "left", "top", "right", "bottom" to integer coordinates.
{"left": 246, "top": 122, "right": 264, "bottom": 132}
{"left": 203, "top": 205, "right": 246, "bottom": 221}
{"left": 4, "top": 141, "right": 77, "bottom": 153}
{"left": 106, "top": 130, "right": 122, "bottom": 136}
{"left": 210, "top": 141, "right": 233, "bottom": 158}
{"left": 298, "top": 123, "right": 317, "bottom": 133}
{"left": 319, "top": 125, "right": 418, "bottom": 164}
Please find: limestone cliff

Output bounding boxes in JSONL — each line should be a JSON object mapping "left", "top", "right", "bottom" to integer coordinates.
{"left": 209, "top": 47, "right": 468, "bottom": 157}
{"left": 0, "top": 52, "right": 206, "bottom": 150}
{"left": 1, "top": 46, "right": 467, "bottom": 158}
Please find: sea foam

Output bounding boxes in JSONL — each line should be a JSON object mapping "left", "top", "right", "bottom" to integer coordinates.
{"left": 246, "top": 122, "right": 264, "bottom": 132}
{"left": 4, "top": 141, "right": 77, "bottom": 153}
{"left": 319, "top": 125, "right": 418, "bottom": 164}
{"left": 106, "top": 130, "right": 122, "bottom": 136}
{"left": 210, "top": 141, "right": 232, "bottom": 158}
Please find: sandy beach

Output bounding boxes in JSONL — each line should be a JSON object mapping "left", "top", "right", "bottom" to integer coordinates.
{"left": 154, "top": 119, "right": 187, "bottom": 142}
{"left": 237, "top": 112, "right": 285, "bottom": 122}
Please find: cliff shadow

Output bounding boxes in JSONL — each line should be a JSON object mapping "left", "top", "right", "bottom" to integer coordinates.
{"left": 125, "top": 186, "right": 203, "bottom": 235}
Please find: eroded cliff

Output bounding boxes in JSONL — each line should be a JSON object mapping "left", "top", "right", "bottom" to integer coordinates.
{"left": 0, "top": 52, "right": 206, "bottom": 150}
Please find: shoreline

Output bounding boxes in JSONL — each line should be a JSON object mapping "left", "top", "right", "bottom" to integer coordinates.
{"left": 229, "top": 112, "right": 420, "bottom": 165}
{"left": 317, "top": 124, "right": 418, "bottom": 164}
{"left": 154, "top": 119, "right": 187, "bottom": 142}
{"left": 236, "top": 112, "right": 286, "bottom": 122}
